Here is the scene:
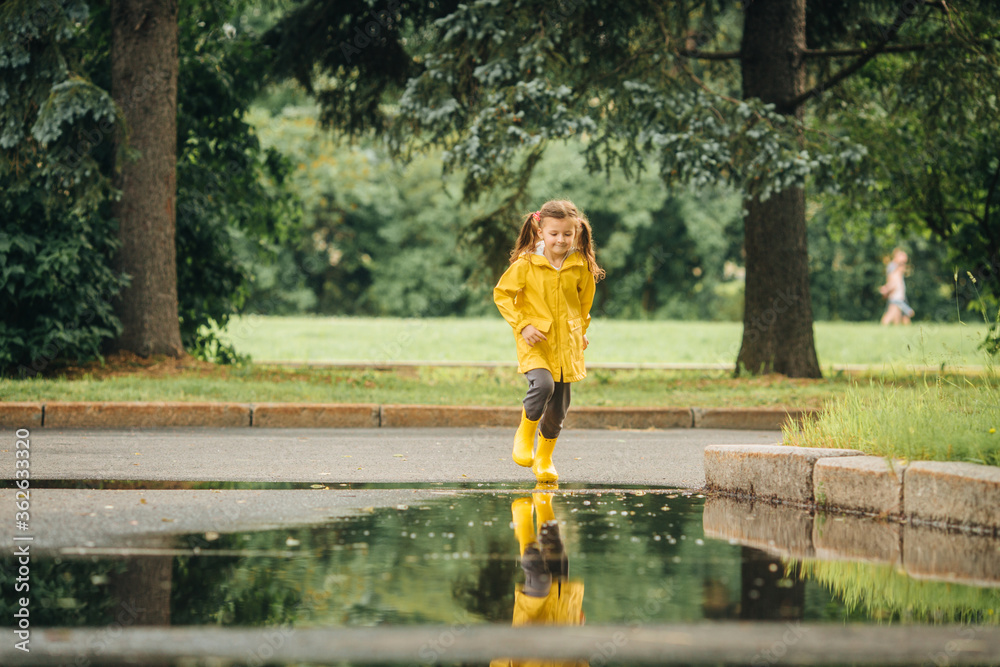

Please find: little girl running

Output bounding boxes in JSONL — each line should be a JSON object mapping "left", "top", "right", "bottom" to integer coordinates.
{"left": 493, "top": 200, "right": 605, "bottom": 483}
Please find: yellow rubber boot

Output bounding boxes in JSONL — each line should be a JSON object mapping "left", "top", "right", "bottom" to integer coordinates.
{"left": 512, "top": 408, "right": 539, "bottom": 467}
{"left": 532, "top": 490, "right": 556, "bottom": 526}
{"left": 532, "top": 434, "right": 559, "bottom": 483}
{"left": 511, "top": 497, "right": 537, "bottom": 555}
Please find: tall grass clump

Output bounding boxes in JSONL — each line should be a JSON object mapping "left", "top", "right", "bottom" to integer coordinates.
{"left": 783, "top": 375, "right": 1000, "bottom": 466}
{"left": 794, "top": 559, "right": 999, "bottom": 624}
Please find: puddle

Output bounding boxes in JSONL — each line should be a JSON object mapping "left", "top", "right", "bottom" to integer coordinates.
{"left": 3, "top": 489, "right": 997, "bottom": 635}
{"left": 0, "top": 479, "right": 675, "bottom": 491}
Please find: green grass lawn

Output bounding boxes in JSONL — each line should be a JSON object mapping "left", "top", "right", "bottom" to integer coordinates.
{"left": 218, "top": 316, "right": 992, "bottom": 368}
{"left": 5, "top": 315, "right": 997, "bottom": 466}
{"left": 2, "top": 365, "right": 846, "bottom": 408}
{"left": 4, "top": 360, "right": 996, "bottom": 416}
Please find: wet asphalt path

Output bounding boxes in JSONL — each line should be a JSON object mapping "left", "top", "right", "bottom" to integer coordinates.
{"left": 0, "top": 427, "right": 779, "bottom": 552}
{"left": 6, "top": 426, "right": 781, "bottom": 487}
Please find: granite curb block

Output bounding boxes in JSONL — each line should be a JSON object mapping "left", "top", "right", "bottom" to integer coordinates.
{"left": 43, "top": 401, "right": 251, "bottom": 428}
{"left": 252, "top": 403, "right": 379, "bottom": 428}
{"left": 705, "top": 444, "right": 1000, "bottom": 535}
{"left": 379, "top": 404, "right": 522, "bottom": 428}
{"left": 565, "top": 406, "right": 693, "bottom": 429}
{"left": 812, "top": 513, "right": 902, "bottom": 564}
{"left": 693, "top": 407, "right": 820, "bottom": 430}
{"left": 702, "top": 494, "right": 814, "bottom": 559}
{"left": 0, "top": 401, "right": 43, "bottom": 428}
{"left": 903, "top": 523, "right": 1000, "bottom": 588}
{"left": 704, "top": 444, "right": 862, "bottom": 504}
{"left": 904, "top": 461, "right": 1000, "bottom": 533}
{"left": 1, "top": 402, "right": 799, "bottom": 430}
{"left": 703, "top": 496, "right": 1000, "bottom": 587}
{"left": 813, "top": 456, "right": 907, "bottom": 516}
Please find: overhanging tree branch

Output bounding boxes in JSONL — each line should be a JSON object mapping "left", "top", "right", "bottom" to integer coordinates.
{"left": 678, "top": 41, "right": 989, "bottom": 60}
{"left": 675, "top": 58, "right": 741, "bottom": 108}
{"left": 800, "top": 41, "right": 989, "bottom": 57}
{"left": 783, "top": 0, "right": 929, "bottom": 109}
{"left": 675, "top": 49, "right": 741, "bottom": 60}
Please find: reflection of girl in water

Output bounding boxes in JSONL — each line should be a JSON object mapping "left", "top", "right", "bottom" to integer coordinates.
{"left": 491, "top": 491, "right": 586, "bottom": 667}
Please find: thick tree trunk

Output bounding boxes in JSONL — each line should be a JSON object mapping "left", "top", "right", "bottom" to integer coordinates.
{"left": 110, "top": 0, "right": 183, "bottom": 357}
{"left": 109, "top": 556, "right": 173, "bottom": 625}
{"left": 739, "top": 547, "right": 805, "bottom": 621}
{"left": 737, "top": 0, "right": 821, "bottom": 378}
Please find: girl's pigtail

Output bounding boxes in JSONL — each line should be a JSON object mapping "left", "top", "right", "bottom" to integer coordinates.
{"left": 577, "top": 218, "right": 606, "bottom": 281}
{"left": 509, "top": 212, "right": 539, "bottom": 263}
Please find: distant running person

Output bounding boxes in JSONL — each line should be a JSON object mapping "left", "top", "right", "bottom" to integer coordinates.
{"left": 493, "top": 200, "right": 605, "bottom": 483}
{"left": 879, "top": 247, "right": 914, "bottom": 325}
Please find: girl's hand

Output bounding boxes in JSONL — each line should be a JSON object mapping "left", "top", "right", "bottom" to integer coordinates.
{"left": 582, "top": 334, "right": 589, "bottom": 350}
{"left": 521, "top": 324, "right": 547, "bottom": 347}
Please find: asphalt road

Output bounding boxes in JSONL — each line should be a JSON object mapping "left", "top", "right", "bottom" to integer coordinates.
{"left": 5, "top": 426, "right": 780, "bottom": 486}
{"left": 0, "top": 427, "right": 779, "bottom": 553}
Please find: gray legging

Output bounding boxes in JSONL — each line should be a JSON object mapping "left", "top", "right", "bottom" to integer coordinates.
{"left": 522, "top": 369, "right": 572, "bottom": 439}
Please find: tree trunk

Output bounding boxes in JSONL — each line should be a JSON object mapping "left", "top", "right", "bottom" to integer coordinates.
{"left": 736, "top": 0, "right": 821, "bottom": 378}
{"left": 110, "top": 0, "right": 183, "bottom": 357}
{"left": 109, "top": 556, "right": 173, "bottom": 625}
{"left": 739, "top": 547, "right": 805, "bottom": 621}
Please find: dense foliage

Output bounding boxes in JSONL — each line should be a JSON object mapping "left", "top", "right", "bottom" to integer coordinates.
{"left": 0, "top": 1, "right": 298, "bottom": 374}
{"left": 247, "top": 103, "right": 965, "bottom": 323}
{"left": 0, "top": 1, "right": 125, "bottom": 376}
{"left": 4, "top": 0, "right": 998, "bottom": 374}
{"left": 173, "top": 2, "right": 300, "bottom": 358}
{"left": 262, "top": 0, "right": 1000, "bottom": 354}
{"left": 809, "top": 2, "right": 1000, "bottom": 343}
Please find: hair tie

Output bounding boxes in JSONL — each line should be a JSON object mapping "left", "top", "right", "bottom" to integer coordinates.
{"left": 531, "top": 211, "right": 540, "bottom": 223}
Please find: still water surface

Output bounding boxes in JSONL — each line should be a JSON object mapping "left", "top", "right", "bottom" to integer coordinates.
{"left": 4, "top": 488, "right": 996, "bottom": 632}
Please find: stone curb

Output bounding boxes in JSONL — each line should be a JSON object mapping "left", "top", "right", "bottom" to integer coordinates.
{"left": 813, "top": 513, "right": 902, "bottom": 565}
{"left": 813, "top": 456, "right": 906, "bottom": 516}
{"left": 43, "top": 402, "right": 251, "bottom": 429}
{"left": 702, "top": 493, "right": 815, "bottom": 558}
{"left": 693, "top": 407, "right": 819, "bottom": 430}
{"left": 704, "top": 495, "right": 1000, "bottom": 587}
{"left": 253, "top": 403, "right": 380, "bottom": 428}
{"left": 380, "top": 404, "right": 520, "bottom": 428}
{"left": 0, "top": 402, "right": 805, "bottom": 430}
{"left": 705, "top": 444, "right": 1000, "bottom": 535}
{"left": 0, "top": 402, "right": 43, "bottom": 428}
{"left": 904, "top": 461, "right": 1000, "bottom": 533}
{"left": 903, "top": 523, "right": 1000, "bottom": 587}
{"left": 703, "top": 444, "right": 862, "bottom": 504}
{"left": 566, "top": 406, "right": 693, "bottom": 430}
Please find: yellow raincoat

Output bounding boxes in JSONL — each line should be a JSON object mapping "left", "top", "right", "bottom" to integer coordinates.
{"left": 493, "top": 249, "right": 596, "bottom": 382}
{"left": 489, "top": 581, "right": 588, "bottom": 667}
